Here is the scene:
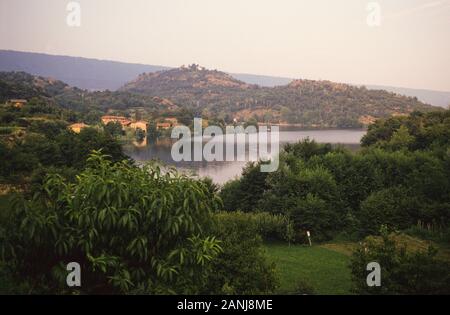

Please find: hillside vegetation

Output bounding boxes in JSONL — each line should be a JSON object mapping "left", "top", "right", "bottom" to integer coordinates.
{"left": 120, "top": 64, "right": 437, "bottom": 128}
{"left": 1, "top": 68, "right": 438, "bottom": 129}
{"left": 2, "top": 50, "right": 449, "bottom": 107}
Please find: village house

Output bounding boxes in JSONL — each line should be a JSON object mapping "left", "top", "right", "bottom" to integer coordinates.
{"left": 164, "top": 117, "right": 178, "bottom": 126}
{"left": 69, "top": 123, "right": 89, "bottom": 134}
{"left": 101, "top": 115, "right": 132, "bottom": 128}
{"left": 129, "top": 121, "right": 148, "bottom": 133}
{"left": 7, "top": 99, "right": 27, "bottom": 108}
{"left": 156, "top": 122, "right": 172, "bottom": 130}
{"left": 156, "top": 117, "right": 179, "bottom": 130}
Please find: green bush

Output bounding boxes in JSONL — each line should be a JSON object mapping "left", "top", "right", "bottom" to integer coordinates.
{"left": 203, "top": 211, "right": 278, "bottom": 295}
{"left": 404, "top": 223, "right": 450, "bottom": 244}
{"left": 350, "top": 229, "right": 450, "bottom": 295}
{"left": 359, "top": 186, "right": 419, "bottom": 235}
{"left": 249, "top": 212, "right": 292, "bottom": 242}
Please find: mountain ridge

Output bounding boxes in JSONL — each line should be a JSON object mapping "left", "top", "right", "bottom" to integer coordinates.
{"left": 1, "top": 50, "right": 449, "bottom": 108}
{"left": 118, "top": 65, "right": 437, "bottom": 128}
{"left": 0, "top": 69, "right": 440, "bottom": 128}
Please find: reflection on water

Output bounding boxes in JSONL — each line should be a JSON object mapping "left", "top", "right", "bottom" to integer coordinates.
{"left": 123, "top": 129, "right": 366, "bottom": 184}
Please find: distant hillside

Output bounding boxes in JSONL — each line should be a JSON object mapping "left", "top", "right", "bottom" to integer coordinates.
{"left": 1, "top": 50, "right": 449, "bottom": 108}
{"left": 0, "top": 50, "right": 169, "bottom": 91}
{"left": 121, "top": 64, "right": 255, "bottom": 93}
{"left": 120, "top": 65, "right": 438, "bottom": 128}
{"left": 0, "top": 69, "right": 440, "bottom": 128}
{"left": 366, "top": 85, "right": 450, "bottom": 109}
{"left": 0, "top": 71, "right": 173, "bottom": 114}
{"left": 0, "top": 71, "right": 75, "bottom": 103}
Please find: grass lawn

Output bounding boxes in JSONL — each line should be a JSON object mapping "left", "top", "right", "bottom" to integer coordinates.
{"left": 265, "top": 242, "right": 353, "bottom": 295}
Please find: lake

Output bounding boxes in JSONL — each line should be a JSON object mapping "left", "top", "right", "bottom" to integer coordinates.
{"left": 123, "top": 129, "right": 366, "bottom": 184}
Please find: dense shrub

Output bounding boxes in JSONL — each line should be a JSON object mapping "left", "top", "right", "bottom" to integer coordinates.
{"left": 359, "top": 186, "right": 419, "bottom": 235}
{"left": 203, "top": 212, "right": 278, "bottom": 294}
{"left": 350, "top": 230, "right": 450, "bottom": 295}
{"left": 251, "top": 212, "right": 293, "bottom": 242}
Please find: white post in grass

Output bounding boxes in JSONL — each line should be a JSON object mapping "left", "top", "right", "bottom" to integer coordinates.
{"left": 307, "top": 231, "right": 312, "bottom": 247}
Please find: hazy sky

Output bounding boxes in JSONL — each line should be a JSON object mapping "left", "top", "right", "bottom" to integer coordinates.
{"left": 1, "top": 0, "right": 449, "bottom": 91}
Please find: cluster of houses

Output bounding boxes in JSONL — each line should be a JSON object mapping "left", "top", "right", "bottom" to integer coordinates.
{"left": 3, "top": 99, "right": 180, "bottom": 136}
{"left": 100, "top": 116, "right": 149, "bottom": 133}
{"left": 68, "top": 115, "right": 179, "bottom": 134}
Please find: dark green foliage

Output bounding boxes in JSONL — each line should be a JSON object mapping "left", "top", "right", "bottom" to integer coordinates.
{"left": 289, "top": 193, "right": 338, "bottom": 242}
{"left": 28, "top": 119, "right": 68, "bottom": 138}
{"left": 220, "top": 162, "right": 268, "bottom": 212}
{"left": 0, "top": 153, "right": 222, "bottom": 294}
{"left": 350, "top": 230, "right": 450, "bottom": 295}
{"left": 222, "top": 111, "right": 450, "bottom": 242}
{"left": 146, "top": 121, "right": 160, "bottom": 140}
{"left": 262, "top": 162, "right": 340, "bottom": 241}
{"left": 0, "top": 127, "right": 127, "bottom": 183}
{"left": 204, "top": 212, "right": 278, "bottom": 294}
{"left": 359, "top": 186, "right": 419, "bottom": 235}
{"left": 404, "top": 224, "right": 450, "bottom": 244}
{"left": 362, "top": 110, "right": 450, "bottom": 152}
{"left": 104, "top": 121, "right": 124, "bottom": 138}
{"left": 284, "top": 138, "right": 334, "bottom": 161}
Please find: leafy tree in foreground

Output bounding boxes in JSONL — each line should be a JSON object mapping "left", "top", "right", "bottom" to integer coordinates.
{"left": 0, "top": 152, "right": 222, "bottom": 294}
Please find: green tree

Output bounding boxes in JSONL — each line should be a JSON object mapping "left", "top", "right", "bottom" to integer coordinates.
{"left": 219, "top": 162, "right": 268, "bottom": 212}
{"left": 147, "top": 121, "right": 160, "bottom": 140}
{"left": 204, "top": 212, "right": 278, "bottom": 294}
{"left": 104, "top": 121, "right": 123, "bottom": 138}
{"left": 0, "top": 152, "right": 222, "bottom": 294}
{"left": 385, "top": 125, "right": 415, "bottom": 151}
{"left": 359, "top": 186, "right": 419, "bottom": 235}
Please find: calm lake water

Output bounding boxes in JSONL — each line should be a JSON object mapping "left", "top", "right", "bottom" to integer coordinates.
{"left": 123, "top": 129, "right": 366, "bottom": 184}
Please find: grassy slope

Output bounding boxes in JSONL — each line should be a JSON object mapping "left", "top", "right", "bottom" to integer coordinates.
{"left": 265, "top": 242, "right": 352, "bottom": 295}
{"left": 266, "top": 235, "right": 450, "bottom": 295}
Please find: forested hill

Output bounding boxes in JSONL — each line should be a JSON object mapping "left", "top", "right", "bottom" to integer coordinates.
{"left": 120, "top": 65, "right": 438, "bottom": 128}
{"left": 0, "top": 69, "right": 440, "bottom": 128}
{"left": 0, "top": 50, "right": 169, "bottom": 91}
{"left": 0, "top": 71, "right": 171, "bottom": 113}
{"left": 0, "top": 71, "right": 77, "bottom": 103}
{"left": 2, "top": 50, "right": 449, "bottom": 107}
